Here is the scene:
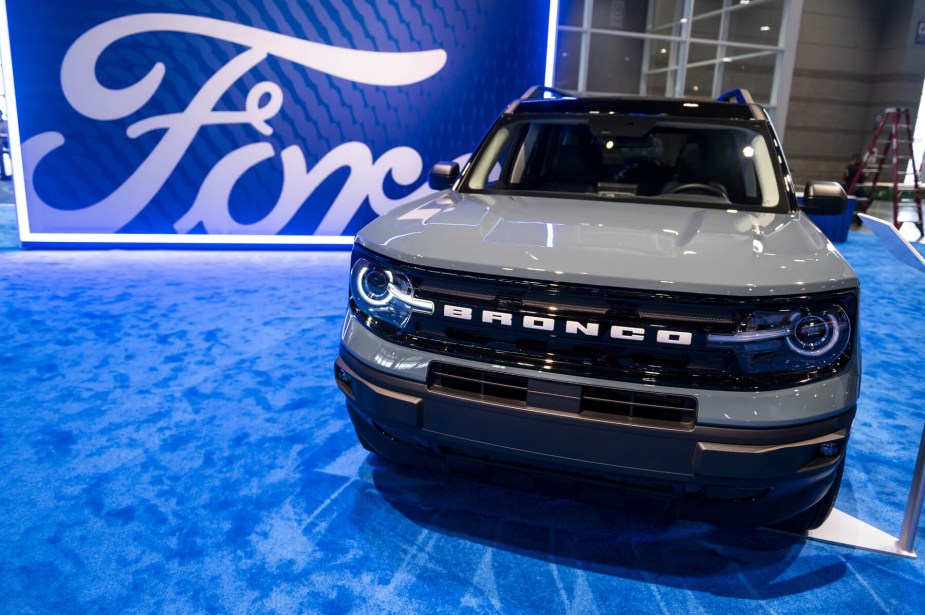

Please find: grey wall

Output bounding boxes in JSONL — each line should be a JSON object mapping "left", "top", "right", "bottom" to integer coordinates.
{"left": 783, "top": 0, "right": 925, "bottom": 187}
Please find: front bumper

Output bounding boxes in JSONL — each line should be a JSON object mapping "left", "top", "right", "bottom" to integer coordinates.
{"left": 335, "top": 346, "right": 855, "bottom": 527}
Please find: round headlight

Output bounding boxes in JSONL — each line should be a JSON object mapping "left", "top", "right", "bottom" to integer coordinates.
{"left": 349, "top": 258, "right": 434, "bottom": 330}
{"left": 786, "top": 306, "right": 849, "bottom": 357}
{"left": 358, "top": 265, "right": 392, "bottom": 305}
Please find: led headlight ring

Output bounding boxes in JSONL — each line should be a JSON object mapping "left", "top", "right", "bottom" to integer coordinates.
{"left": 356, "top": 264, "right": 394, "bottom": 307}
{"left": 785, "top": 307, "right": 846, "bottom": 357}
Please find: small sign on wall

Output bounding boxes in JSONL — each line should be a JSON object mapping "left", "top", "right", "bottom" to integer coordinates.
{"left": 917, "top": 20, "right": 925, "bottom": 44}
{"left": 0, "top": 1, "right": 552, "bottom": 247}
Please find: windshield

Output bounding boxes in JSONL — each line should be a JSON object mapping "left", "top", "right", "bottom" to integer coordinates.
{"left": 462, "top": 117, "right": 784, "bottom": 211}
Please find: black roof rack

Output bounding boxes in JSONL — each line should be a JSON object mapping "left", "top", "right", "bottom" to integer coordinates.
{"left": 716, "top": 88, "right": 754, "bottom": 105}
{"left": 520, "top": 85, "right": 572, "bottom": 101}
{"left": 500, "top": 85, "right": 765, "bottom": 120}
{"left": 504, "top": 85, "right": 574, "bottom": 114}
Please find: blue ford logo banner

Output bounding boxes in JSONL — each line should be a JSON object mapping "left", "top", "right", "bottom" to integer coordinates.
{"left": 1, "top": 1, "right": 552, "bottom": 246}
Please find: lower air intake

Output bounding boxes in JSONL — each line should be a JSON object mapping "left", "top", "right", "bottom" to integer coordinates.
{"left": 428, "top": 362, "right": 696, "bottom": 429}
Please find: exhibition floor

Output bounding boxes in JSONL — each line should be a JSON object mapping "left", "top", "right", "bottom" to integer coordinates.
{"left": 0, "top": 203, "right": 923, "bottom": 613}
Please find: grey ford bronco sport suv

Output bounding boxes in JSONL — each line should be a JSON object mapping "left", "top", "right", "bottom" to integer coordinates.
{"left": 334, "top": 87, "right": 858, "bottom": 532}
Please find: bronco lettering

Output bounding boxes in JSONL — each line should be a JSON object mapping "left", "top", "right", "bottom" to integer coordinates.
{"left": 441, "top": 303, "right": 691, "bottom": 345}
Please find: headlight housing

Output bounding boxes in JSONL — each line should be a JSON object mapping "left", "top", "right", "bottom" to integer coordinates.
{"left": 707, "top": 304, "right": 852, "bottom": 374}
{"left": 350, "top": 257, "right": 433, "bottom": 330}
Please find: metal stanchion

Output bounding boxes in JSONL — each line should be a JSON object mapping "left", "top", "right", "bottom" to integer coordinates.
{"left": 897, "top": 425, "right": 925, "bottom": 556}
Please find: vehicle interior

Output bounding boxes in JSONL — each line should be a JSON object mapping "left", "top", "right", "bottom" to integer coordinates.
{"left": 465, "top": 118, "right": 782, "bottom": 211}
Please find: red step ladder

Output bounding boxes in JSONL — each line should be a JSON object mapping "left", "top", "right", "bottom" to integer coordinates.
{"left": 848, "top": 108, "right": 923, "bottom": 233}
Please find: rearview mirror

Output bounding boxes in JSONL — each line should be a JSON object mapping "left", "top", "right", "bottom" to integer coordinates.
{"left": 801, "top": 181, "right": 847, "bottom": 216}
{"left": 589, "top": 115, "right": 657, "bottom": 138}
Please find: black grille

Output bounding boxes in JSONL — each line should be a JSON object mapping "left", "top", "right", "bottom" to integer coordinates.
{"left": 429, "top": 363, "right": 696, "bottom": 429}
{"left": 353, "top": 248, "right": 857, "bottom": 391}
{"left": 430, "top": 362, "right": 528, "bottom": 404}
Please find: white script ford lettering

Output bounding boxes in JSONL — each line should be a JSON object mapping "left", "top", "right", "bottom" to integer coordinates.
{"left": 442, "top": 304, "right": 692, "bottom": 346}
{"left": 22, "top": 13, "right": 449, "bottom": 235}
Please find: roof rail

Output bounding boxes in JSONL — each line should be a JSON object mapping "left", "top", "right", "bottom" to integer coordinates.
{"left": 716, "top": 88, "right": 754, "bottom": 105}
{"left": 519, "top": 85, "right": 572, "bottom": 101}
{"left": 504, "top": 85, "right": 573, "bottom": 114}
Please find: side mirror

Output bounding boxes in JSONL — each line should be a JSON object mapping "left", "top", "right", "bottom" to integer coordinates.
{"left": 801, "top": 181, "right": 847, "bottom": 216}
{"left": 428, "top": 161, "right": 460, "bottom": 191}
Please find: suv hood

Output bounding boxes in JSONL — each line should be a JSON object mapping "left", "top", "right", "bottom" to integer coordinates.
{"left": 356, "top": 192, "right": 858, "bottom": 296}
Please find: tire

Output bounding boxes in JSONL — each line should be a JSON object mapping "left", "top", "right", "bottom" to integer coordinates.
{"left": 771, "top": 456, "right": 845, "bottom": 533}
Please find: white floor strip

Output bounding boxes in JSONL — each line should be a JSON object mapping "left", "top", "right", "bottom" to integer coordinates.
{"left": 803, "top": 508, "right": 915, "bottom": 558}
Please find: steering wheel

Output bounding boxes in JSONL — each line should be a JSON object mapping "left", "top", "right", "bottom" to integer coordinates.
{"left": 667, "top": 183, "right": 728, "bottom": 199}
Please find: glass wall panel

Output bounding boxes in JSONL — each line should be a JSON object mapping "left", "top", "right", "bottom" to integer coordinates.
{"left": 558, "top": 0, "right": 586, "bottom": 26}
{"left": 645, "top": 71, "right": 671, "bottom": 97}
{"left": 727, "top": 0, "right": 784, "bottom": 45}
{"left": 645, "top": 41, "right": 674, "bottom": 97}
{"left": 692, "top": 0, "right": 725, "bottom": 16}
{"left": 587, "top": 33, "right": 646, "bottom": 93}
{"left": 650, "top": 0, "right": 686, "bottom": 30}
{"left": 647, "top": 40, "right": 674, "bottom": 72}
{"left": 720, "top": 49, "right": 778, "bottom": 102}
{"left": 689, "top": 14, "right": 721, "bottom": 40}
{"left": 554, "top": 30, "right": 583, "bottom": 91}
{"left": 684, "top": 65, "right": 715, "bottom": 97}
{"left": 553, "top": 0, "right": 790, "bottom": 109}
{"left": 687, "top": 42, "right": 719, "bottom": 65}
{"left": 591, "top": 0, "right": 648, "bottom": 32}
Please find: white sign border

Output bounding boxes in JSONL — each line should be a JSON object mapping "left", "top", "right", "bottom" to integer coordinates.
{"left": 0, "top": 1, "right": 558, "bottom": 248}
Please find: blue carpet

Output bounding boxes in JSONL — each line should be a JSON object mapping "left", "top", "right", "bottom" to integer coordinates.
{"left": 0, "top": 206, "right": 923, "bottom": 613}
{"left": 0, "top": 204, "right": 18, "bottom": 249}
